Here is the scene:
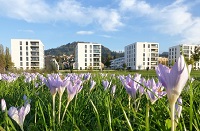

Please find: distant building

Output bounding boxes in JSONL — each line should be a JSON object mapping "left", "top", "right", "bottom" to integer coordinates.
{"left": 75, "top": 42, "right": 101, "bottom": 70}
{"left": 158, "top": 57, "right": 168, "bottom": 66}
{"left": 169, "top": 44, "right": 200, "bottom": 69}
{"left": 125, "top": 42, "right": 159, "bottom": 70}
{"left": 11, "top": 39, "right": 44, "bottom": 70}
{"left": 110, "top": 57, "right": 125, "bottom": 69}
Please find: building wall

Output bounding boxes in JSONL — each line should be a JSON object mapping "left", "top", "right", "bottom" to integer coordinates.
{"left": 75, "top": 42, "right": 101, "bottom": 70}
{"left": 169, "top": 44, "right": 200, "bottom": 69}
{"left": 125, "top": 42, "right": 159, "bottom": 70}
{"left": 11, "top": 39, "right": 44, "bottom": 70}
{"left": 110, "top": 57, "right": 125, "bottom": 69}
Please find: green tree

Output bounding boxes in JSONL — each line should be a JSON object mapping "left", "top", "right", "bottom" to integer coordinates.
{"left": 191, "top": 46, "right": 200, "bottom": 63}
{"left": 5, "top": 47, "right": 14, "bottom": 71}
{"left": 0, "top": 44, "right": 6, "bottom": 72}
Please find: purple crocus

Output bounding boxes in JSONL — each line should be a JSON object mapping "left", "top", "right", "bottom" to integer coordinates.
{"left": 90, "top": 80, "right": 96, "bottom": 92}
{"left": 102, "top": 80, "right": 111, "bottom": 90}
{"left": 123, "top": 73, "right": 141, "bottom": 99}
{"left": 156, "top": 55, "right": 191, "bottom": 131}
{"left": 156, "top": 55, "right": 191, "bottom": 104}
{"left": 1, "top": 99, "right": 6, "bottom": 112}
{"left": 61, "top": 79, "right": 83, "bottom": 124}
{"left": 111, "top": 85, "right": 116, "bottom": 97}
{"left": 145, "top": 79, "right": 166, "bottom": 104}
{"left": 8, "top": 104, "right": 30, "bottom": 131}
{"left": 175, "top": 97, "right": 182, "bottom": 121}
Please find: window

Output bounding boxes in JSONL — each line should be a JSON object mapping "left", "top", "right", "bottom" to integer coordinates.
{"left": 20, "top": 46, "right": 22, "bottom": 50}
{"left": 148, "top": 44, "right": 150, "bottom": 48}
{"left": 85, "top": 54, "right": 87, "bottom": 57}
{"left": 26, "top": 52, "right": 28, "bottom": 56}
{"left": 90, "top": 50, "right": 92, "bottom": 53}
{"left": 85, "top": 58, "right": 87, "bottom": 62}
{"left": 85, "top": 50, "right": 87, "bottom": 53}
{"left": 85, "top": 63, "right": 87, "bottom": 66}
{"left": 26, "top": 41, "right": 28, "bottom": 45}
{"left": 85, "top": 45, "right": 87, "bottom": 48}
{"left": 26, "top": 62, "right": 29, "bottom": 66}
{"left": 90, "top": 54, "right": 92, "bottom": 57}
{"left": 26, "top": 57, "right": 28, "bottom": 61}
{"left": 143, "top": 44, "right": 145, "bottom": 48}
{"left": 26, "top": 46, "right": 28, "bottom": 50}
{"left": 20, "top": 62, "right": 23, "bottom": 66}
{"left": 20, "top": 52, "right": 22, "bottom": 56}
{"left": 20, "top": 41, "right": 22, "bottom": 45}
{"left": 20, "top": 57, "right": 23, "bottom": 61}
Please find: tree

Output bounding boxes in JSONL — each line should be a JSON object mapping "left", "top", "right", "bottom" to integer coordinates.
{"left": 122, "top": 63, "right": 127, "bottom": 70}
{"left": 0, "top": 44, "right": 6, "bottom": 72}
{"left": 190, "top": 46, "right": 200, "bottom": 64}
{"left": 5, "top": 47, "right": 14, "bottom": 71}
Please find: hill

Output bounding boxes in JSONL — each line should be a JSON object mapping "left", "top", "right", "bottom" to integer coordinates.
{"left": 45, "top": 42, "right": 124, "bottom": 63}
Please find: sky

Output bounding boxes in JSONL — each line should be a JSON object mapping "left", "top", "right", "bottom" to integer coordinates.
{"left": 0, "top": 0, "right": 200, "bottom": 53}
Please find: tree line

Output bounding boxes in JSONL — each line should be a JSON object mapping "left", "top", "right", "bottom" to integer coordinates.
{"left": 0, "top": 44, "right": 14, "bottom": 73}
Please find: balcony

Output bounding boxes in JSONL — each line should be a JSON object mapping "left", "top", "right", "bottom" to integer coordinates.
{"left": 93, "top": 54, "right": 100, "bottom": 57}
{"left": 31, "top": 57, "right": 39, "bottom": 61}
{"left": 93, "top": 50, "right": 100, "bottom": 53}
{"left": 30, "top": 42, "right": 39, "bottom": 47}
{"left": 31, "top": 52, "right": 39, "bottom": 57}
{"left": 151, "top": 49, "right": 158, "bottom": 53}
{"left": 31, "top": 62, "right": 39, "bottom": 66}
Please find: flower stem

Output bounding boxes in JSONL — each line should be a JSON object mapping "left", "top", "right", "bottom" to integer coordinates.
{"left": 20, "top": 125, "right": 24, "bottom": 131}
{"left": 189, "top": 82, "right": 193, "bottom": 131}
{"left": 145, "top": 101, "right": 150, "bottom": 131}
{"left": 170, "top": 102, "right": 176, "bottom": 131}
{"left": 61, "top": 101, "right": 70, "bottom": 125}
{"left": 52, "top": 94, "right": 56, "bottom": 129}
{"left": 58, "top": 94, "right": 62, "bottom": 125}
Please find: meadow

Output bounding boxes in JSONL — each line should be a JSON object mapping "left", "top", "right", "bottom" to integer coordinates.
{"left": 0, "top": 69, "right": 200, "bottom": 131}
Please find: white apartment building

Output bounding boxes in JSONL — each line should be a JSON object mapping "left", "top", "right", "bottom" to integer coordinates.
{"left": 169, "top": 44, "right": 200, "bottom": 69}
{"left": 75, "top": 42, "right": 101, "bottom": 70}
{"left": 110, "top": 57, "right": 125, "bottom": 69}
{"left": 11, "top": 39, "right": 44, "bottom": 70}
{"left": 125, "top": 42, "right": 159, "bottom": 70}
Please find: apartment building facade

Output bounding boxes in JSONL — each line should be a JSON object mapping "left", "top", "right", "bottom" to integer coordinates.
{"left": 75, "top": 42, "right": 101, "bottom": 70}
{"left": 168, "top": 44, "right": 200, "bottom": 69}
{"left": 125, "top": 42, "right": 159, "bottom": 70}
{"left": 11, "top": 39, "right": 44, "bottom": 70}
{"left": 110, "top": 57, "right": 125, "bottom": 69}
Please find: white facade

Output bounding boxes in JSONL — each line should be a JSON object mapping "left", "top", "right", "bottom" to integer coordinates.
{"left": 169, "top": 44, "right": 200, "bottom": 69}
{"left": 125, "top": 42, "right": 159, "bottom": 70}
{"left": 110, "top": 57, "right": 125, "bottom": 69}
{"left": 11, "top": 39, "right": 44, "bottom": 70}
{"left": 75, "top": 42, "right": 101, "bottom": 70}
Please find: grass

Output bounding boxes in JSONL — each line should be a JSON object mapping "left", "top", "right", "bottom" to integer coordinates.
{"left": 0, "top": 71, "right": 200, "bottom": 131}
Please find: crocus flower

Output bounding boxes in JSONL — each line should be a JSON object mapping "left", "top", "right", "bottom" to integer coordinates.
{"left": 111, "top": 85, "right": 116, "bottom": 97}
{"left": 90, "top": 80, "right": 96, "bottom": 91}
{"left": 61, "top": 79, "right": 82, "bottom": 124}
{"left": 8, "top": 104, "right": 30, "bottom": 131}
{"left": 1, "top": 99, "right": 6, "bottom": 112}
{"left": 123, "top": 73, "right": 141, "bottom": 99}
{"left": 23, "top": 95, "right": 31, "bottom": 106}
{"left": 145, "top": 79, "right": 166, "bottom": 104}
{"left": 175, "top": 97, "right": 182, "bottom": 121}
{"left": 156, "top": 55, "right": 191, "bottom": 104}
{"left": 156, "top": 55, "right": 191, "bottom": 131}
{"left": 102, "top": 80, "right": 111, "bottom": 90}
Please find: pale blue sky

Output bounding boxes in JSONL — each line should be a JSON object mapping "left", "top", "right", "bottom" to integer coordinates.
{"left": 0, "top": 0, "right": 200, "bottom": 53}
